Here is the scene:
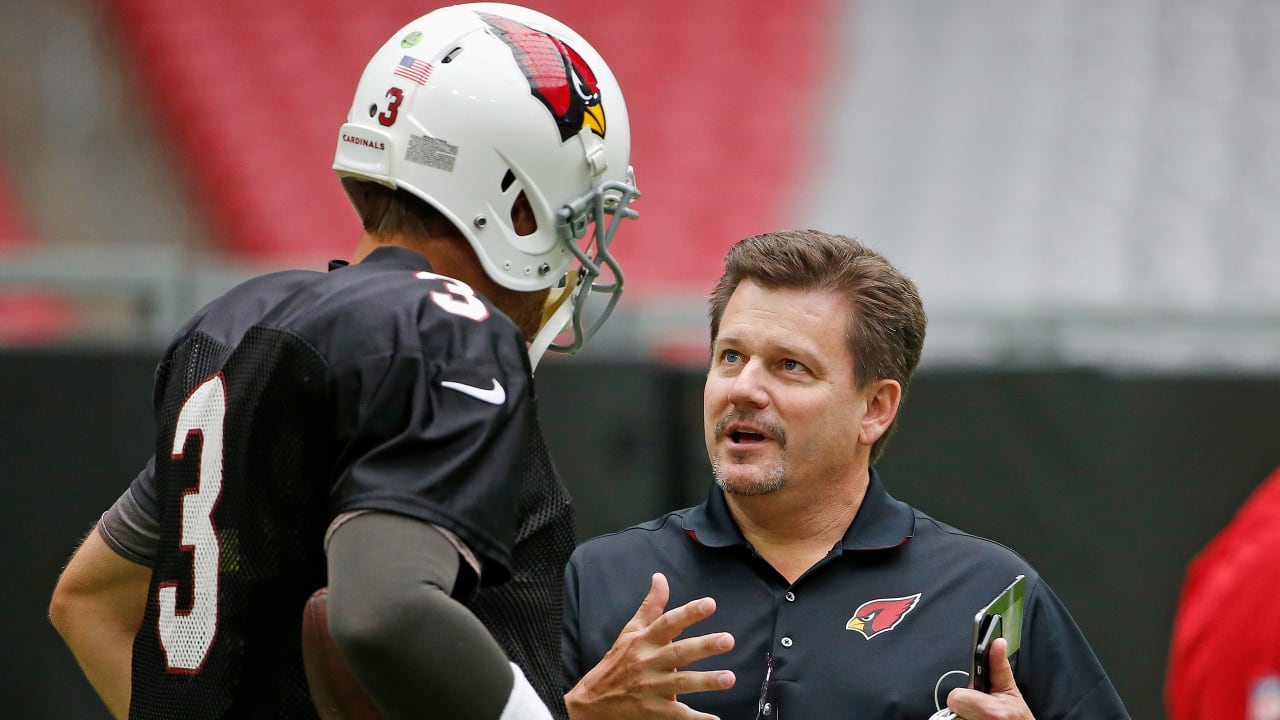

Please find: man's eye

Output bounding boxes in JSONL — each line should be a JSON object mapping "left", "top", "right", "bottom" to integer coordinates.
{"left": 782, "top": 359, "right": 806, "bottom": 372}
{"left": 723, "top": 350, "right": 742, "bottom": 364}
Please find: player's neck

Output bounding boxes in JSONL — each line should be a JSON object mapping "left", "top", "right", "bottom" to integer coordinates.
{"left": 353, "top": 232, "right": 487, "bottom": 288}
{"left": 349, "top": 231, "right": 382, "bottom": 264}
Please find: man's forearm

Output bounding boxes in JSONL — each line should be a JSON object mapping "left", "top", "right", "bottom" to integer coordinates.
{"left": 49, "top": 527, "right": 150, "bottom": 719}
{"left": 327, "top": 512, "right": 519, "bottom": 719}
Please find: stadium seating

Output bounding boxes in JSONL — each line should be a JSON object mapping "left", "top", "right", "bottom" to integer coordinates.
{"left": 0, "top": 157, "right": 76, "bottom": 343}
{"left": 0, "top": 151, "right": 31, "bottom": 257}
{"left": 104, "top": 0, "right": 827, "bottom": 296}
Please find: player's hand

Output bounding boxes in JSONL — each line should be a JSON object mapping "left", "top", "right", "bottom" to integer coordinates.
{"left": 944, "top": 638, "right": 1036, "bottom": 720}
{"left": 565, "top": 572, "right": 736, "bottom": 720}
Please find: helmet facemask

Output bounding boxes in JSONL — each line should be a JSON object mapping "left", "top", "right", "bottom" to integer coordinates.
{"left": 528, "top": 172, "right": 639, "bottom": 367}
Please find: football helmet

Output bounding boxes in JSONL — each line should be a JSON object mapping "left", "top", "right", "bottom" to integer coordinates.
{"left": 333, "top": 3, "right": 639, "bottom": 366}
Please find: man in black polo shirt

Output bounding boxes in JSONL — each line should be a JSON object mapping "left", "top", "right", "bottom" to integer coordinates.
{"left": 562, "top": 230, "right": 1129, "bottom": 720}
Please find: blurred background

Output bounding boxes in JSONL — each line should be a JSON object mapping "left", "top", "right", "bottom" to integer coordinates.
{"left": 2, "top": 0, "right": 1277, "bottom": 717}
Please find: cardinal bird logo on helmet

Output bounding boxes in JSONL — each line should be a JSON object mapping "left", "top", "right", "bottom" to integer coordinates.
{"left": 479, "top": 13, "right": 606, "bottom": 143}
{"left": 846, "top": 594, "right": 922, "bottom": 640}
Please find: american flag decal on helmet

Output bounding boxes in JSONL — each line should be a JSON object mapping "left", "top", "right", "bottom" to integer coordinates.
{"left": 393, "top": 56, "right": 433, "bottom": 85}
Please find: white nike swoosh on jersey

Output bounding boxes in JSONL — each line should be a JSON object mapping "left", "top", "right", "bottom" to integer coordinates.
{"left": 440, "top": 379, "right": 507, "bottom": 405}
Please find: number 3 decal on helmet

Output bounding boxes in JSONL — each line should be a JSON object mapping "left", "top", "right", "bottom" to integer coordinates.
{"left": 377, "top": 88, "right": 404, "bottom": 127}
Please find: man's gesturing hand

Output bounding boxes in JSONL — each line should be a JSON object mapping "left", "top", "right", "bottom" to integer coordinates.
{"left": 565, "top": 572, "right": 736, "bottom": 720}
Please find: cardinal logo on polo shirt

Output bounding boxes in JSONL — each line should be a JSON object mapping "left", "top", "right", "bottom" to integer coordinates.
{"left": 846, "top": 593, "right": 922, "bottom": 640}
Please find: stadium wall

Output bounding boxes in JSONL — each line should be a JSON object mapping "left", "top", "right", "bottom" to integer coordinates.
{"left": 4, "top": 349, "right": 1277, "bottom": 719}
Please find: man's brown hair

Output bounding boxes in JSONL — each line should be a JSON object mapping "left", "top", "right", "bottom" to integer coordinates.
{"left": 340, "top": 177, "right": 462, "bottom": 240}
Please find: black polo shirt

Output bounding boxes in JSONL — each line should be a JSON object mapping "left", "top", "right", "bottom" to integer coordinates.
{"left": 564, "top": 470, "right": 1129, "bottom": 719}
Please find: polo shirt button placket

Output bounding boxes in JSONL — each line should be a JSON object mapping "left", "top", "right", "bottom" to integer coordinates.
{"left": 770, "top": 590, "right": 796, "bottom": 718}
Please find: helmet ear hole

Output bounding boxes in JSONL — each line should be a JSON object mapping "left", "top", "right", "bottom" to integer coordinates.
{"left": 511, "top": 191, "right": 537, "bottom": 237}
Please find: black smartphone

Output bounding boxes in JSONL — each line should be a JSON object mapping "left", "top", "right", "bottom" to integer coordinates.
{"left": 972, "top": 613, "right": 1002, "bottom": 692}
{"left": 969, "top": 575, "right": 1026, "bottom": 693}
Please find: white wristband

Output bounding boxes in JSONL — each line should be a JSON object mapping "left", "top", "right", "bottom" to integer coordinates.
{"left": 499, "top": 662, "right": 552, "bottom": 720}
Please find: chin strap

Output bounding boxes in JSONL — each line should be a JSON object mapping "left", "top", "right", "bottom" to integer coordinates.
{"left": 527, "top": 279, "right": 578, "bottom": 372}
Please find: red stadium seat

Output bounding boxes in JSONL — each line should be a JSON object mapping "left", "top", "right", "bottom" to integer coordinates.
{"left": 104, "top": 0, "right": 829, "bottom": 297}
{"left": 0, "top": 157, "right": 78, "bottom": 343}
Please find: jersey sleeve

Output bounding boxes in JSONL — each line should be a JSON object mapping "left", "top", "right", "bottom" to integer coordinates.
{"left": 561, "top": 548, "right": 585, "bottom": 690}
{"left": 98, "top": 457, "right": 163, "bottom": 566}
{"left": 1016, "top": 577, "right": 1131, "bottom": 719}
{"left": 327, "top": 327, "right": 533, "bottom": 582}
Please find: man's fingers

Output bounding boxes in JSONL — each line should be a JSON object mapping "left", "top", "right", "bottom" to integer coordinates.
{"left": 663, "top": 631, "right": 735, "bottom": 669}
{"left": 619, "top": 573, "right": 720, "bottom": 647}
{"left": 624, "top": 668, "right": 735, "bottom": 701}
{"left": 648, "top": 596, "right": 718, "bottom": 644}
{"left": 621, "top": 573, "right": 672, "bottom": 633}
{"left": 655, "top": 668, "right": 737, "bottom": 698}
{"left": 985, "top": 638, "right": 1018, "bottom": 695}
{"left": 947, "top": 638, "right": 1030, "bottom": 720}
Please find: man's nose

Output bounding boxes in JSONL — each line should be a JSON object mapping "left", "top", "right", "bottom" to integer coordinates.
{"left": 726, "top": 358, "right": 770, "bottom": 409}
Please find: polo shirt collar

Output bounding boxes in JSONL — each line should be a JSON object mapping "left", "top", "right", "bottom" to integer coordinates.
{"left": 328, "top": 245, "right": 435, "bottom": 272}
{"left": 681, "top": 468, "right": 916, "bottom": 552}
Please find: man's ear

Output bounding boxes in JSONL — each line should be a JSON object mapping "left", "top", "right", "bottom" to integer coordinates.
{"left": 858, "top": 379, "right": 902, "bottom": 447}
{"left": 511, "top": 191, "right": 537, "bottom": 236}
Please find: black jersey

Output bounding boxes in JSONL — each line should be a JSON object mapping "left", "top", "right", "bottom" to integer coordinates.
{"left": 127, "top": 246, "right": 572, "bottom": 719}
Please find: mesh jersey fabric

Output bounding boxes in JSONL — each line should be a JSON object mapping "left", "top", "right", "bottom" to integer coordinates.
{"left": 130, "top": 327, "right": 332, "bottom": 719}
{"left": 470, "top": 423, "right": 574, "bottom": 719}
{"left": 127, "top": 247, "right": 573, "bottom": 718}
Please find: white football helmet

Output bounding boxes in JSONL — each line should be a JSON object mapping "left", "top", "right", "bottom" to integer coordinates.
{"left": 333, "top": 3, "right": 638, "bottom": 366}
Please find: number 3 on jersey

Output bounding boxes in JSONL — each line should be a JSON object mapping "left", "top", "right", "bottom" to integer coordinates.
{"left": 159, "top": 374, "right": 226, "bottom": 672}
{"left": 417, "top": 271, "right": 490, "bottom": 321}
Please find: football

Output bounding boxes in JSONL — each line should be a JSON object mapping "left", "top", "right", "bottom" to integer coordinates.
{"left": 301, "top": 587, "right": 384, "bottom": 720}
